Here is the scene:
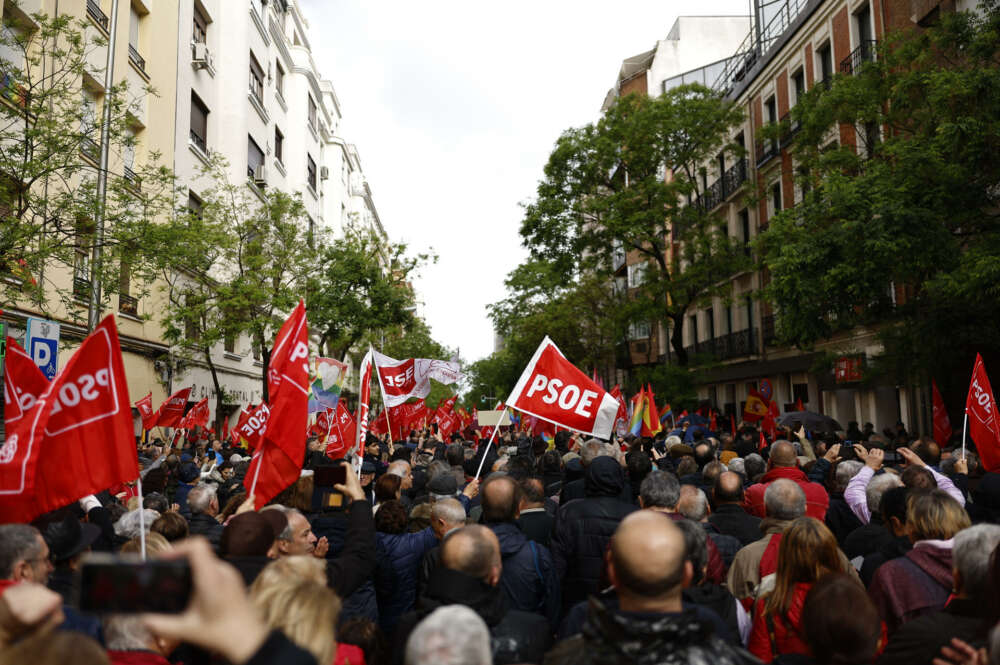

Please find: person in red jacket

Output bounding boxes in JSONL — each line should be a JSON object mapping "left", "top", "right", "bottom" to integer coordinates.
{"left": 748, "top": 517, "right": 843, "bottom": 662}
{"left": 744, "top": 441, "right": 829, "bottom": 520}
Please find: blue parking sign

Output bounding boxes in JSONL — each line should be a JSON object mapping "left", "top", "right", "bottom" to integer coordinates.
{"left": 26, "top": 317, "right": 60, "bottom": 380}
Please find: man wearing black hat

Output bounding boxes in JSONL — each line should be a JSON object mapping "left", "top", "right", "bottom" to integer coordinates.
{"left": 41, "top": 513, "right": 101, "bottom": 606}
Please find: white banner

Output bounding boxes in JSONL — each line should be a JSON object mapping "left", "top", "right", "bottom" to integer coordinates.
{"left": 372, "top": 350, "right": 462, "bottom": 408}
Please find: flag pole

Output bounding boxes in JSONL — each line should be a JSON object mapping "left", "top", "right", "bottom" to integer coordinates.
{"left": 371, "top": 349, "right": 396, "bottom": 443}
{"left": 136, "top": 474, "right": 146, "bottom": 560}
{"left": 249, "top": 449, "right": 262, "bottom": 498}
{"left": 962, "top": 409, "right": 968, "bottom": 458}
{"left": 475, "top": 408, "right": 508, "bottom": 480}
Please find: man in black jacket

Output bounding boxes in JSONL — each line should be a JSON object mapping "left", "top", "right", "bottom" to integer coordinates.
{"left": 516, "top": 477, "right": 555, "bottom": 546}
{"left": 185, "top": 484, "right": 224, "bottom": 549}
{"left": 551, "top": 456, "right": 636, "bottom": 614}
{"left": 708, "top": 471, "right": 761, "bottom": 546}
{"left": 545, "top": 511, "right": 755, "bottom": 665}
{"left": 393, "top": 525, "right": 551, "bottom": 665}
{"left": 482, "top": 474, "right": 560, "bottom": 628}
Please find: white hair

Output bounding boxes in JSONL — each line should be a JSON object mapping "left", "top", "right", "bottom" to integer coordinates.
{"left": 103, "top": 615, "right": 154, "bottom": 651}
{"left": 431, "top": 498, "right": 466, "bottom": 527}
{"left": 260, "top": 504, "right": 300, "bottom": 541}
{"left": 113, "top": 509, "right": 160, "bottom": 539}
{"left": 388, "top": 460, "right": 411, "bottom": 477}
{"left": 866, "top": 472, "right": 903, "bottom": 515}
{"left": 727, "top": 458, "right": 745, "bottom": 476}
{"left": 186, "top": 483, "right": 218, "bottom": 515}
{"left": 665, "top": 435, "right": 682, "bottom": 450}
{"left": 954, "top": 524, "right": 1000, "bottom": 598}
{"left": 405, "top": 605, "right": 492, "bottom": 665}
{"left": 834, "top": 460, "right": 864, "bottom": 491}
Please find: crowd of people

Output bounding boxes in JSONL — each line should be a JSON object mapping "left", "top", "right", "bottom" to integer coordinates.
{"left": 2, "top": 417, "right": 1000, "bottom": 665}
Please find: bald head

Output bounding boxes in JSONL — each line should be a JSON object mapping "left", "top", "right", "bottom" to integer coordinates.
{"left": 610, "top": 511, "right": 689, "bottom": 601}
{"left": 440, "top": 525, "right": 501, "bottom": 585}
{"left": 714, "top": 471, "right": 744, "bottom": 504}
{"left": 769, "top": 440, "right": 797, "bottom": 467}
{"left": 481, "top": 475, "right": 520, "bottom": 523}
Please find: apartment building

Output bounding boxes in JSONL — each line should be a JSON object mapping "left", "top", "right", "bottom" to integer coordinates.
{"left": 0, "top": 0, "right": 179, "bottom": 418}
{"left": 601, "top": 16, "right": 750, "bottom": 383}
{"left": 172, "top": 0, "right": 386, "bottom": 423}
{"left": 679, "top": 0, "right": 973, "bottom": 433}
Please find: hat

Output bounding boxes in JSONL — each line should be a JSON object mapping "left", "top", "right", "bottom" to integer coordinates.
{"left": 361, "top": 461, "right": 376, "bottom": 474}
{"left": 43, "top": 515, "right": 101, "bottom": 563}
{"left": 178, "top": 463, "right": 200, "bottom": 483}
{"left": 180, "top": 453, "right": 193, "bottom": 463}
{"left": 220, "top": 512, "right": 277, "bottom": 557}
{"left": 427, "top": 473, "right": 457, "bottom": 496}
{"left": 229, "top": 453, "right": 247, "bottom": 464}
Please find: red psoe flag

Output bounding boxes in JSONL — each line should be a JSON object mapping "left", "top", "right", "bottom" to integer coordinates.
{"left": 966, "top": 354, "right": 1000, "bottom": 472}
{"left": 0, "top": 316, "right": 139, "bottom": 523}
{"left": 932, "top": 380, "right": 953, "bottom": 446}
{"left": 4, "top": 337, "right": 49, "bottom": 428}
{"left": 354, "top": 348, "right": 374, "bottom": 458}
{"left": 326, "top": 402, "right": 355, "bottom": 460}
{"left": 155, "top": 387, "right": 192, "bottom": 428}
{"left": 506, "top": 336, "right": 619, "bottom": 439}
{"left": 134, "top": 393, "right": 156, "bottom": 431}
{"left": 179, "top": 398, "right": 210, "bottom": 430}
{"left": 245, "top": 300, "right": 310, "bottom": 506}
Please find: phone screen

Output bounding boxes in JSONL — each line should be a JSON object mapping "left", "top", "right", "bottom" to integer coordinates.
{"left": 78, "top": 554, "right": 191, "bottom": 614}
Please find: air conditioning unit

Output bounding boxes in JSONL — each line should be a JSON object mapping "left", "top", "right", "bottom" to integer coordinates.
{"left": 192, "top": 43, "right": 213, "bottom": 70}
{"left": 320, "top": 166, "right": 329, "bottom": 180}
{"left": 253, "top": 164, "right": 267, "bottom": 185}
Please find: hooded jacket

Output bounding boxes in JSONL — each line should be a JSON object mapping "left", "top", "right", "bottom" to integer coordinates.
{"left": 551, "top": 457, "right": 637, "bottom": 611}
{"left": 744, "top": 466, "right": 830, "bottom": 521}
{"left": 392, "top": 566, "right": 552, "bottom": 665}
{"left": 487, "top": 521, "right": 561, "bottom": 628}
{"left": 869, "top": 540, "right": 954, "bottom": 634}
{"left": 374, "top": 527, "right": 437, "bottom": 634}
{"left": 747, "top": 582, "right": 812, "bottom": 661}
{"left": 544, "top": 596, "right": 757, "bottom": 665}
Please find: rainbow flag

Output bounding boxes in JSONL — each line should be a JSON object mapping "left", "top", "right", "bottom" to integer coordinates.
{"left": 660, "top": 404, "right": 673, "bottom": 425}
{"left": 308, "top": 357, "right": 347, "bottom": 414}
{"left": 628, "top": 391, "right": 644, "bottom": 436}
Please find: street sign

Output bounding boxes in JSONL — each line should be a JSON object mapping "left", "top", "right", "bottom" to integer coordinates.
{"left": 25, "top": 317, "right": 59, "bottom": 380}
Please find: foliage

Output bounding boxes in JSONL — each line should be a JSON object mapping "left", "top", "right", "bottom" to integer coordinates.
{"left": 0, "top": 9, "right": 175, "bottom": 317}
{"left": 308, "top": 222, "right": 430, "bottom": 359}
{"left": 517, "top": 86, "right": 750, "bottom": 365}
{"left": 154, "top": 153, "right": 319, "bottom": 410}
{"left": 756, "top": 1, "right": 1000, "bottom": 383}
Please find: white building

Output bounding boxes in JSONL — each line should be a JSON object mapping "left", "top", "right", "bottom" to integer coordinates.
{"left": 170, "top": 0, "right": 385, "bottom": 422}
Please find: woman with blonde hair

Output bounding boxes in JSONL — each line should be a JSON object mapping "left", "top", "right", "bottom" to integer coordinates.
{"left": 250, "top": 555, "right": 327, "bottom": 592}
{"left": 250, "top": 577, "right": 340, "bottom": 665}
{"left": 748, "top": 517, "right": 846, "bottom": 662}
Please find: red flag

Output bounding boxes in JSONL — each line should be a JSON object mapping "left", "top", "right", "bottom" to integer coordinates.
{"left": 355, "top": 349, "right": 374, "bottom": 458}
{"left": 730, "top": 414, "right": 737, "bottom": 437}
{"left": 179, "top": 398, "right": 210, "bottom": 430}
{"left": 966, "top": 354, "right": 1000, "bottom": 471}
{"left": 233, "top": 405, "right": 269, "bottom": 449}
{"left": 245, "top": 300, "right": 310, "bottom": 506}
{"left": 795, "top": 398, "right": 805, "bottom": 411}
{"left": 609, "top": 385, "right": 628, "bottom": 436}
{"left": 221, "top": 415, "right": 230, "bottom": 443}
{"left": 326, "top": 402, "right": 355, "bottom": 460}
{"left": 4, "top": 337, "right": 49, "bottom": 429}
{"left": 932, "top": 380, "right": 953, "bottom": 447}
{"left": 134, "top": 393, "right": 156, "bottom": 431}
{"left": 759, "top": 429, "right": 768, "bottom": 452}
{"left": 155, "top": 387, "right": 192, "bottom": 428}
{"left": 709, "top": 409, "right": 718, "bottom": 432}
{"left": 0, "top": 316, "right": 139, "bottom": 523}
{"left": 506, "top": 337, "right": 619, "bottom": 438}
{"left": 369, "top": 409, "right": 388, "bottom": 437}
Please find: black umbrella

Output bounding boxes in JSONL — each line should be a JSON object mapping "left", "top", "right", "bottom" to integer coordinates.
{"left": 777, "top": 410, "right": 842, "bottom": 432}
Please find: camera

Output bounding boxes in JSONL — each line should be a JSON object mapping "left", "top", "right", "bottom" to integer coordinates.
{"left": 77, "top": 553, "right": 192, "bottom": 614}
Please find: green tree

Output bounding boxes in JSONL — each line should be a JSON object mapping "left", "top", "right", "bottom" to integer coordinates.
{"left": 154, "top": 154, "right": 319, "bottom": 410}
{"left": 757, "top": 2, "right": 1000, "bottom": 386}
{"left": 0, "top": 8, "right": 174, "bottom": 315}
{"left": 308, "top": 222, "right": 430, "bottom": 358}
{"left": 518, "top": 86, "right": 749, "bottom": 366}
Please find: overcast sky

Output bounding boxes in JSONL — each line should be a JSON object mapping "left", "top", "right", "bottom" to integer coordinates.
{"left": 300, "top": 0, "right": 749, "bottom": 364}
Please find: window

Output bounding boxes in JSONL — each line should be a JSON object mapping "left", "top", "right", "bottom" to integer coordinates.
{"left": 690, "top": 314, "right": 699, "bottom": 344}
{"left": 791, "top": 69, "right": 805, "bottom": 105}
{"left": 817, "top": 43, "right": 833, "bottom": 84}
{"left": 275, "top": 61, "right": 284, "bottom": 97}
{"left": 739, "top": 208, "right": 751, "bottom": 254}
{"left": 306, "top": 153, "right": 317, "bottom": 190}
{"left": 128, "top": 5, "right": 145, "bottom": 72}
{"left": 856, "top": 4, "right": 873, "bottom": 45}
{"left": 187, "top": 191, "right": 203, "bottom": 218}
{"left": 628, "top": 321, "right": 651, "bottom": 341}
{"left": 224, "top": 332, "right": 235, "bottom": 353}
{"left": 705, "top": 307, "right": 715, "bottom": 341}
{"left": 862, "top": 121, "right": 880, "bottom": 157}
{"left": 74, "top": 218, "right": 94, "bottom": 300}
{"left": 307, "top": 216, "right": 315, "bottom": 248}
{"left": 192, "top": 5, "right": 208, "bottom": 43}
{"left": 247, "top": 135, "right": 264, "bottom": 179}
{"left": 768, "top": 182, "right": 782, "bottom": 221}
{"left": 307, "top": 94, "right": 317, "bottom": 130}
{"left": 627, "top": 262, "right": 646, "bottom": 288}
{"left": 190, "top": 91, "right": 208, "bottom": 152}
{"left": 724, "top": 304, "right": 733, "bottom": 334}
{"left": 249, "top": 51, "right": 264, "bottom": 104}
{"left": 274, "top": 126, "right": 283, "bottom": 164}
{"left": 763, "top": 96, "right": 778, "bottom": 154}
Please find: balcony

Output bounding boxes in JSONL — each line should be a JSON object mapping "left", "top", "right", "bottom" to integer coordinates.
{"left": 87, "top": 0, "right": 109, "bottom": 32}
{"left": 119, "top": 293, "right": 138, "bottom": 316}
{"left": 73, "top": 277, "right": 91, "bottom": 300}
{"left": 123, "top": 165, "right": 140, "bottom": 190}
{"left": 684, "top": 328, "right": 757, "bottom": 361}
{"left": 189, "top": 129, "right": 206, "bottom": 153}
{"left": 695, "top": 159, "right": 748, "bottom": 212}
{"left": 840, "top": 40, "right": 877, "bottom": 75}
{"left": 779, "top": 112, "right": 801, "bottom": 149}
{"left": 756, "top": 138, "right": 779, "bottom": 168}
{"left": 80, "top": 137, "right": 99, "bottom": 162}
{"left": 128, "top": 44, "right": 146, "bottom": 74}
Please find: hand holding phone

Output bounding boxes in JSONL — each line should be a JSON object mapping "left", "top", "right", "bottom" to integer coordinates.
{"left": 78, "top": 554, "right": 192, "bottom": 614}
